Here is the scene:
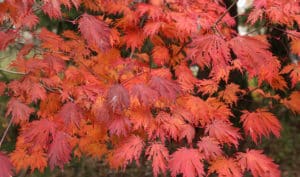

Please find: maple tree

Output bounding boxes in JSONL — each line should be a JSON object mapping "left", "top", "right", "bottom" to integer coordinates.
{"left": 0, "top": 0, "right": 299, "bottom": 177}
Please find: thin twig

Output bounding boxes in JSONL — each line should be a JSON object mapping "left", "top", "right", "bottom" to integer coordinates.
{"left": 213, "top": 0, "right": 238, "bottom": 27}
{"left": 212, "top": 0, "right": 238, "bottom": 35}
{"left": 0, "top": 68, "right": 26, "bottom": 75}
{"left": 175, "top": 39, "right": 191, "bottom": 56}
{"left": 270, "top": 25, "right": 300, "bottom": 39}
{"left": 0, "top": 116, "right": 14, "bottom": 148}
{"left": 39, "top": 81, "right": 75, "bottom": 102}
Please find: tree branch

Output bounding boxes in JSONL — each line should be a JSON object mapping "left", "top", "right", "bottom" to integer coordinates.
{"left": 0, "top": 116, "right": 14, "bottom": 148}
{"left": 0, "top": 68, "right": 26, "bottom": 75}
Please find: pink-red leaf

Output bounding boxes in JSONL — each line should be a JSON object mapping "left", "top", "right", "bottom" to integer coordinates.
{"left": 143, "top": 21, "right": 162, "bottom": 36}
{"left": 130, "top": 84, "right": 159, "bottom": 106}
{"left": 48, "top": 131, "right": 72, "bottom": 170}
{"left": 229, "top": 36, "right": 280, "bottom": 85}
{"left": 92, "top": 96, "right": 110, "bottom": 122}
{"left": 108, "top": 115, "right": 131, "bottom": 136}
{"left": 197, "top": 137, "right": 223, "bottom": 160}
{"left": 107, "top": 84, "right": 130, "bottom": 113}
{"left": 169, "top": 147, "right": 204, "bottom": 177}
{"left": 5, "top": 98, "right": 34, "bottom": 125}
{"left": 113, "top": 135, "right": 144, "bottom": 169}
{"left": 0, "top": 152, "right": 13, "bottom": 177}
{"left": 22, "top": 119, "right": 57, "bottom": 147}
{"left": 146, "top": 143, "right": 169, "bottom": 177}
{"left": 42, "top": 0, "right": 62, "bottom": 19}
{"left": 57, "top": 102, "right": 83, "bottom": 127}
{"left": 188, "top": 34, "right": 230, "bottom": 69}
{"left": 149, "top": 76, "right": 180, "bottom": 102}
{"left": 205, "top": 120, "right": 242, "bottom": 148}
{"left": 78, "top": 13, "right": 111, "bottom": 51}
{"left": 237, "top": 149, "right": 280, "bottom": 177}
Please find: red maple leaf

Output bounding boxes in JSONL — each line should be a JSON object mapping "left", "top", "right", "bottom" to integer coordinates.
{"left": 152, "top": 45, "right": 170, "bottom": 66}
{"left": 57, "top": 102, "right": 84, "bottom": 128}
{"left": 108, "top": 115, "right": 131, "bottom": 136}
{"left": 237, "top": 149, "right": 280, "bottom": 177}
{"left": 22, "top": 119, "right": 57, "bottom": 148}
{"left": 39, "top": 28, "right": 63, "bottom": 51}
{"left": 188, "top": 34, "right": 230, "bottom": 70}
{"left": 143, "top": 21, "right": 163, "bottom": 36}
{"left": 146, "top": 142, "right": 169, "bottom": 177}
{"left": 42, "top": 0, "right": 62, "bottom": 18}
{"left": 241, "top": 109, "right": 281, "bottom": 143}
{"left": 218, "top": 83, "right": 244, "bottom": 106}
{"left": 20, "top": 10, "right": 39, "bottom": 29}
{"left": 0, "top": 30, "right": 17, "bottom": 50}
{"left": 130, "top": 84, "right": 159, "bottom": 106}
{"left": 197, "top": 136, "right": 223, "bottom": 160}
{"left": 112, "top": 135, "right": 144, "bottom": 169}
{"left": 149, "top": 76, "right": 180, "bottom": 102}
{"left": 5, "top": 98, "right": 34, "bottom": 125}
{"left": 78, "top": 13, "right": 111, "bottom": 51}
{"left": 229, "top": 36, "right": 281, "bottom": 85}
{"left": 205, "top": 120, "right": 242, "bottom": 148}
{"left": 48, "top": 131, "right": 72, "bottom": 170}
{"left": 92, "top": 96, "right": 110, "bottom": 122}
{"left": 122, "top": 28, "right": 146, "bottom": 50}
{"left": 107, "top": 84, "right": 130, "bottom": 113}
{"left": 169, "top": 147, "right": 205, "bottom": 177}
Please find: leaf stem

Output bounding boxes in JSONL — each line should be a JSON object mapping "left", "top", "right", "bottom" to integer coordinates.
{"left": 0, "top": 116, "right": 14, "bottom": 148}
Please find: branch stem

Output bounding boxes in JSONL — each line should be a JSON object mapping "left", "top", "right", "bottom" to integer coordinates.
{"left": 212, "top": 0, "right": 238, "bottom": 31}
{"left": 0, "top": 117, "right": 14, "bottom": 148}
{"left": 0, "top": 68, "right": 26, "bottom": 75}
{"left": 215, "top": 0, "right": 238, "bottom": 26}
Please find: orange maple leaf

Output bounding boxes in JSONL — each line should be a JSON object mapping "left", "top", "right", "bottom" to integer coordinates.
{"left": 241, "top": 109, "right": 281, "bottom": 143}
{"left": 237, "top": 149, "right": 280, "bottom": 177}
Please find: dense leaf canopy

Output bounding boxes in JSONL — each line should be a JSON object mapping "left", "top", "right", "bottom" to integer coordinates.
{"left": 0, "top": 0, "right": 300, "bottom": 177}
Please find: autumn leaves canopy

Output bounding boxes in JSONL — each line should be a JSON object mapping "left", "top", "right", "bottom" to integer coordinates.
{"left": 0, "top": 0, "right": 300, "bottom": 177}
